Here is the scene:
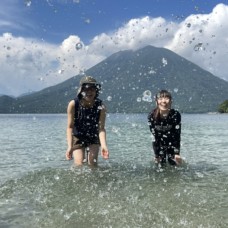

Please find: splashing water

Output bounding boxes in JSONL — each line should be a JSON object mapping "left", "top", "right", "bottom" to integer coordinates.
{"left": 107, "top": 96, "right": 112, "bottom": 101}
{"left": 137, "top": 97, "right": 142, "bottom": 102}
{"left": 194, "top": 43, "right": 204, "bottom": 51}
{"left": 162, "top": 58, "right": 168, "bottom": 67}
{"left": 24, "top": 0, "right": 31, "bottom": 7}
{"left": 58, "top": 69, "right": 64, "bottom": 74}
{"left": 75, "top": 42, "right": 83, "bottom": 50}
{"left": 142, "top": 90, "right": 152, "bottom": 102}
{"left": 84, "top": 18, "right": 91, "bottom": 24}
{"left": 0, "top": 114, "right": 228, "bottom": 227}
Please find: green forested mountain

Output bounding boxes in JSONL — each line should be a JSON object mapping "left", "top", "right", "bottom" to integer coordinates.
{"left": 218, "top": 100, "right": 228, "bottom": 113}
{"left": 1, "top": 45, "right": 228, "bottom": 113}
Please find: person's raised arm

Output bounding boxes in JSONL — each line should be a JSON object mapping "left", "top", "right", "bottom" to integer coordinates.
{"left": 65, "top": 100, "right": 75, "bottom": 160}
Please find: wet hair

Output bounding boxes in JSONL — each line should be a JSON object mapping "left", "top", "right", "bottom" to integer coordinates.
{"left": 153, "top": 90, "right": 172, "bottom": 120}
{"left": 155, "top": 90, "right": 172, "bottom": 101}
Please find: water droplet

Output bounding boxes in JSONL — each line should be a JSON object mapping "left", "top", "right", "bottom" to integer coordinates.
{"left": 58, "top": 69, "right": 64, "bottom": 74}
{"left": 84, "top": 18, "right": 91, "bottom": 24}
{"left": 143, "top": 90, "right": 151, "bottom": 97}
{"left": 137, "top": 97, "right": 142, "bottom": 102}
{"left": 75, "top": 42, "right": 83, "bottom": 50}
{"left": 107, "top": 96, "right": 112, "bottom": 101}
{"left": 112, "top": 127, "right": 119, "bottom": 133}
{"left": 194, "top": 43, "right": 203, "bottom": 51}
{"left": 148, "top": 69, "right": 156, "bottom": 74}
{"left": 54, "top": 175, "right": 59, "bottom": 180}
{"left": 64, "top": 214, "right": 71, "bottom": 220}
{"left": 174, "top": 88, "right": 178, "bottom": 93}
{"left": 162, "top": 58, "right": 168, "bottom": 67}
{"left": 142, "top": 90, "right": 152, "bottom": 102}
{"left": 24, "top": 0, "right": 32, "bottom": 7}
{"left": 79, "top": 69, "right": 86, "bottom": 75}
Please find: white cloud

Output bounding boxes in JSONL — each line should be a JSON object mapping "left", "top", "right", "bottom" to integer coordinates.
{"left": 0, "top": 3, "right": 228, "bottom": 96}
{"left": 165, "top": 3, "right": 228, "bottom": 80}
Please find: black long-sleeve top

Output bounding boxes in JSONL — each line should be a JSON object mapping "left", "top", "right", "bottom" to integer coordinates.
{"left": 148, "top": 109, "right": 181, "bottom": 152}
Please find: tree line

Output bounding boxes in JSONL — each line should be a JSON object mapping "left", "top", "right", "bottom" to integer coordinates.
{"left": 218, "top": 100, "right": 228, "bottom": 113}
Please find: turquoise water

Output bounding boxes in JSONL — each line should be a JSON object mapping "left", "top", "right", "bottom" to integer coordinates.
{"left": 0, "top": 113, "right": 227, "bottom": 227}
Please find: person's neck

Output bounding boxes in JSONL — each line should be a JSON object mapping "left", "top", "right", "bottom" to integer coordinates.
{"left": 81, "top": 99, "right": 95, "bottom": 107}
{"left": 159, "top": 109, "right": 170, "bottom": 118}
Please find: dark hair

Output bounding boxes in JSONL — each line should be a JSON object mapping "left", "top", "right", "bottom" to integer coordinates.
{"left": 153, "top": 90, "right": 172, "bottom": 120}
{"left": 155, "top": 90, "right": 172, "bottom": 101}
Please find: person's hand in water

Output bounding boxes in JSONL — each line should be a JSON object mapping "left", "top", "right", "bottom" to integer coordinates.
{"left": 66, "top": 148, "right": 73, "bottom": 160}
{"left": 154, "top": 156, "right": 161, "bottom": 164}
{"left": 101, "top": 147, "right": 109, "bottom": 159}
{"left": 174, "top": 154, "right": 182, "bottom": 165}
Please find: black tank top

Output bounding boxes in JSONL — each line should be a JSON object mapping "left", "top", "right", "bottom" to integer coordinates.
{"left": 73, "top": 98, "right": 102, "bottom": 142}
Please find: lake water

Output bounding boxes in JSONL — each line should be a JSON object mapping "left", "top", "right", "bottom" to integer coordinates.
{"left": 0, "top": 113, "right": 227, "bottom": 228}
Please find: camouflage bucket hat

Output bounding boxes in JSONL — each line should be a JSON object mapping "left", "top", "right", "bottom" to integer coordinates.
{"left": 77, "top": 76, "right": 101, "bottom": 99}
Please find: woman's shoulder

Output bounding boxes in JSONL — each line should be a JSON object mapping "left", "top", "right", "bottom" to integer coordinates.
{"left": 148, "top": 109, "right": 156, "bottom": 120}
{"left": 95, "top": 98, "right": 106, "bottom": 107}
{"left": 67, "top": 100, "right": 76, "bottom": 114}
{"left": 170, "top": 109, "right": 181, "bottom": 121}
{"left": 148, "top": 108, "right": 156, "bottom": 115}
{"left": 68, "top": 99, "right": 75, "bottom": 107}
{"left": 170, "top": 109, "right": 181, "bottom": 115}
{"left": 95, "top": 98, "right": 103, "bottom": 104}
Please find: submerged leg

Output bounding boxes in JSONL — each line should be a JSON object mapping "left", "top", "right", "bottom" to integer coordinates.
{"left": 87, "top": 144, "right": 100, "bottom": 166}
{"left": 73, "top": 148, "right": 85, "bottom": 166}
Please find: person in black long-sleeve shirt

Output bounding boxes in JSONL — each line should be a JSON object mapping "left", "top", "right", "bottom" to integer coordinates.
{"left": 148, "top": 90, "right": 182, "bottom": 166}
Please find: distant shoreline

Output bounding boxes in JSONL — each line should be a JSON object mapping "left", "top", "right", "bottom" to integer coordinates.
{"left": 0, "top": 112, "right": 228, "bottom": 115}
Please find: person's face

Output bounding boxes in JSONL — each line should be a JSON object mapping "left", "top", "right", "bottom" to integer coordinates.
{"left": 81, "top": 84, "right": 96, "bottom": 101}
{"left": 156, "top": 96, "right": 171, "bottom": 110}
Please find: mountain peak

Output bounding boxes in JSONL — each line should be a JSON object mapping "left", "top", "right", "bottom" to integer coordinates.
{"left": 1, "top": 46, "right": 228, "bottom": 113}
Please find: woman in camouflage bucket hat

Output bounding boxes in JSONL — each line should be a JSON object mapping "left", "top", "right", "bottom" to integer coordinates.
{"left": 66, "top": 76, "right": 109, "bottom": 166}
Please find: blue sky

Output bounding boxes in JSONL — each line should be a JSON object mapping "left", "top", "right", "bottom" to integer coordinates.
{"left": 1, "top": 0, "right": 228, "bottom": 96}
{"left": 6, "top": 0, "right": 225, "bottom": 43}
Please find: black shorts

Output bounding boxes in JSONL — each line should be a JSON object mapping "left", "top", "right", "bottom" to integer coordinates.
{"left": 72, "top": 135, "right": 100, "bottom": 150}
